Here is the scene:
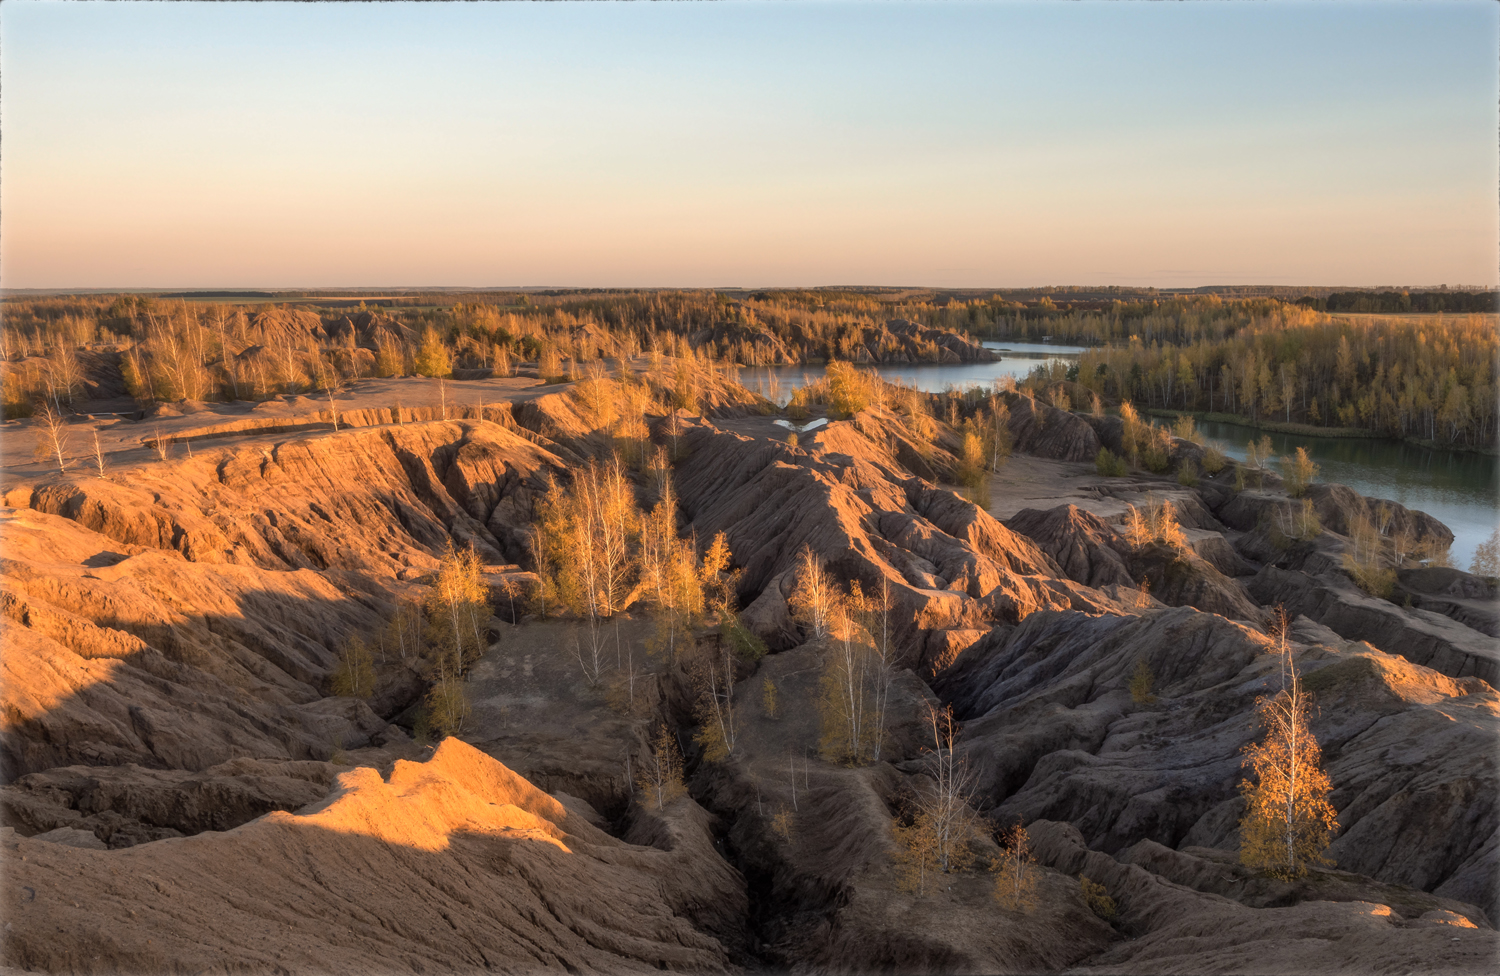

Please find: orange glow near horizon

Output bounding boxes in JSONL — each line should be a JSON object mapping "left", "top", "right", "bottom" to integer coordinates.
{"left": 2, "top": 2, "right": 1495, "bottom": 290}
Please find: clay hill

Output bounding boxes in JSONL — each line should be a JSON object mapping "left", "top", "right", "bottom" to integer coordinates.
{"left": 1, "top": 364, "right": 1497, "bottom": 974}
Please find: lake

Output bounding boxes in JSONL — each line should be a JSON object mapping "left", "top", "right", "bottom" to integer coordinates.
{"left": 738, "top": 350, "right": 1498, "bottom": 569}
{"left": 738, "top": 340, "right": 1086, "bottom": 399}
{"left": 1195, "top": 421, "right": 1498, "bottom": 570}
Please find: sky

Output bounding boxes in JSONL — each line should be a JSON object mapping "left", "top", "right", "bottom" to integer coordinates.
{"left": 2, "top": 0, "right": 1497, "bottom": 290}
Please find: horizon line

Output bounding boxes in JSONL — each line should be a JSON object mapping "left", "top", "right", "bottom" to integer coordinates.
{"left": 4, "top": 283, "right": 1496, "bottom": 296}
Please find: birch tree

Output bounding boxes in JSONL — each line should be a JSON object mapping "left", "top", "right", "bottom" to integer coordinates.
{"left": 33, "top": 395, "right": 70, "bottom": 473}
{"left": 789, "top": 545, "right": 835, "bottom": 641}
{"left": 636, "top": 722, "right": 687, "bottom": 810}
{"left": 1238, "top": 609, "right": 1339, "bottom": 879}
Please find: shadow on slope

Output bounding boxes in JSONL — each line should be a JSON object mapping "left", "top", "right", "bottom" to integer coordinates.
{"left": 933, "top": 607, "right": 1499, "bottom": 926}
{"left": 3, "top": 739, "right": 746, "bottom": 975}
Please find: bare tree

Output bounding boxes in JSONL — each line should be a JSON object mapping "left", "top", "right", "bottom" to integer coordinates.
{"left": 33, "top": 396, "right": 70, "bottom": 472}
{"left": 854, "top": 577, "right": 899, "bottom": 763}
{"left": 323, "top": 360, "right": 344, "bottom": 432}
{"left": 789, "top": 545, "right": 835, "bottom": 640}
{"left": 918, "top": 703, "right": 982, "bottom": 873}
{"left": 635, "top": 722, "right": 687, "bottom": 810}
{"left": 91, "top": 428, "right": 107, "bottom": 476}
{"left": 47, "top": 340, "right": 83, "bottom": 404}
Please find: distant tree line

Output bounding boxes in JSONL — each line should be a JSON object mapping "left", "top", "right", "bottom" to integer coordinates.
{"left": 1041, "top": 309, "right": 1497, "bottom": 448}
{"left": 4, "top": 289, "right": 1496, "bottom": 447}
{"left": 1296, "top": 291, "right": 1497, "bottom": 314}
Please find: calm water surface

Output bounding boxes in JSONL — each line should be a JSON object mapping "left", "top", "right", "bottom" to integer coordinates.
{"left": 1195, "top": 421, "right": 1498, "bottom": 569}
{"left": 738, "top": 352, "right": 1498, "bottom": 567}
{"left": 739, "top": 341, "right": 1084, "bottom": 397}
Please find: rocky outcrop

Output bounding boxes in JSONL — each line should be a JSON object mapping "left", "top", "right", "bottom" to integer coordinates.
{"left": 1394, "top": 566, "right": 1500, "bottom": 637}
{"left": 671, "top": 416, "right": 1127, "bottom": 667}
{"left": 1249, "top": 566, "right": 1499, "bottom": 686}
{"left": 1187, "top": 528, "right": 1255, "bottom": 577}
{"left": 1, "top": 757, "right": 342, "bottom": 847}
{"left": 808, "top": 405, "right": 953, "bottom": 483}
{"left": 934, "top": 607, "right": 1499, "bottom": 923}
{"left": 1030, "top": 820, "right": 1496, "bottom": 974}
{"left": 7, "top": 419, "right": 562, "bottom": 570}
{"left": 1095, "top": 484, "right": 1226, "bottom": 532}
{"left": 1129, "top": 542, "right": 1263, "bottom": 622}
{"left": 0, "top": 508, "right": 412, "bottom": 779}
{"left": 2, "top": 739, "right": 747, "bottom": 975}
{"left": 1005, "top": 504, "right": 1261, "bottom": 621}
{"left": 1220, "top": 484, "right": 1454, "bottom": 549}
{"left": 0, "top": 416, "right": 575, "bottom": 782}
{"left": 684, "top": 642, "right": 1122, "bottom": 974}
{"left": 246, "top": 306, "right": 328, "bottom": 345}
{"left": 883, "top": 318, "right": 996, "bottom": 363}
{"left": 689, "top": 321, "right": 798, "bottom": 365}
{"left": 1006, "top": 505, "right": 1135, "bottom": 588}
{"left": 1000, "top": 392, "right": 1102, "bottom": 462}
{"left": 1117, "top": 838, "right": 1488, "bottom": 923}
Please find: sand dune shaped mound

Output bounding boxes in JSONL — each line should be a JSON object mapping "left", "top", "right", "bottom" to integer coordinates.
{"left": 0, "top": 507, "right": 399, "bottom": 779}
{"left": 936, "top": 606, "right": 1499, "bottom": 925}
{"left": 3, "top": 739, "right": 742, "bottom": 975}
{"left": 1030, "top": 820, "right": 1497, "bottom": 975}
{"left": 9, "top": 419, "right": 562, "bottom": 571}
{"left": 1008, "top": 503, "right": 1262, "bottom": 622}
{"left": 670, "top": 416, "right": 1132, "bottom": 667}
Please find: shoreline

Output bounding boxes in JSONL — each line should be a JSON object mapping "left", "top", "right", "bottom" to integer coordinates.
{"left": 1143, "top": 408, "right": 1500, "bottom": 458}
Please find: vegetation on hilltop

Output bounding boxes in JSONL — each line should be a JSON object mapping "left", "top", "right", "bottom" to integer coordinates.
{"left": 3, "top": 287, "right": 1495, "bottom": 447}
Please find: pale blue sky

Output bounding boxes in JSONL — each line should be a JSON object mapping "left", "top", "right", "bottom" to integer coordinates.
{"left": 2, "top": 0, "right": 1496, "bottom": 289}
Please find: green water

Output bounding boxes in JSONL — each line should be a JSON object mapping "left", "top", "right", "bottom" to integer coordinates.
{"left": 1195, "top": 421, "right": 1496, "bottom": 569}
{"left": 738, "top": 355, "right": 1498, "bottom": 568}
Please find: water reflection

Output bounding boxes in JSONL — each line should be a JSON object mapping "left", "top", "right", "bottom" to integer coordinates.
{"left": 1197, "top": 421, "right": 1498, "bottom": 568}
{"left": 739, "top": 341, "right": 1084, "bottom": 398}
{"left": 735, "top": 355, "right": 1497, "bottom": 568}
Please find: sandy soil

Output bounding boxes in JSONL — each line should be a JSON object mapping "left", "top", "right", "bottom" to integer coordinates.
{"left": 1, "top": 374, "right": 562, "bottom": 484}
{"left": 984, "top": 454, "right": 1124, "bottom": 521}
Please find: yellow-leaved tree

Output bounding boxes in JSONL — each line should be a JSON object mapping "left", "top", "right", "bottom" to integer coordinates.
{"left": 1239, "top": 609, "right": 1339, "bottom": 879}
{"left": 698, "top": 531, "right": 737, "bottom": 623}
{"left": 692, "top": 639, "right": 738, "bottom": 762}
{"left": 331, "top": 636, "right": 376, "bottom": 699}
{"left": 427, "top": 671, "right": 471, "bottom": 738}
{"left": 789, "top": 545, "right": 836, "bottom": 641}
{"left": 533, "top": 455, "right": 642, "bottom": 684}
{"left": 635, "top": 722, "right": 687, "bottom": 810}
{"left": 817, "top": 579, "right": 897, "bottom": 765}
{"left": 1122, "top": 494, "right": 1188, "bottom": 553}
{"left": 992, "top": 822, "right": 1039, "bottom": 913}
{"left": 955, "top": 421, "right": 991, "bottom": 509}
{"left": 638, "top": 471, "right": 705, "bottom": 665}
{"left": 420, "top": 542, "right": 489, "bottom": 738}
{"left": 425, "top": 541, "right": 491, "bottom": 674}
{"left": 413, "top": 326, "right": 452, "bottom": 378}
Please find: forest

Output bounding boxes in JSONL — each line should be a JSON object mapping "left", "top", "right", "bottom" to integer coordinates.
{"left": 2, "top": 288, "right": 1495, "bottom": 449}
{"left": 1297, "top": 290, "right": 1497, "bottom": 314}
{"left": 1018, "top": 305, "right": 1497, "bottom": 449}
